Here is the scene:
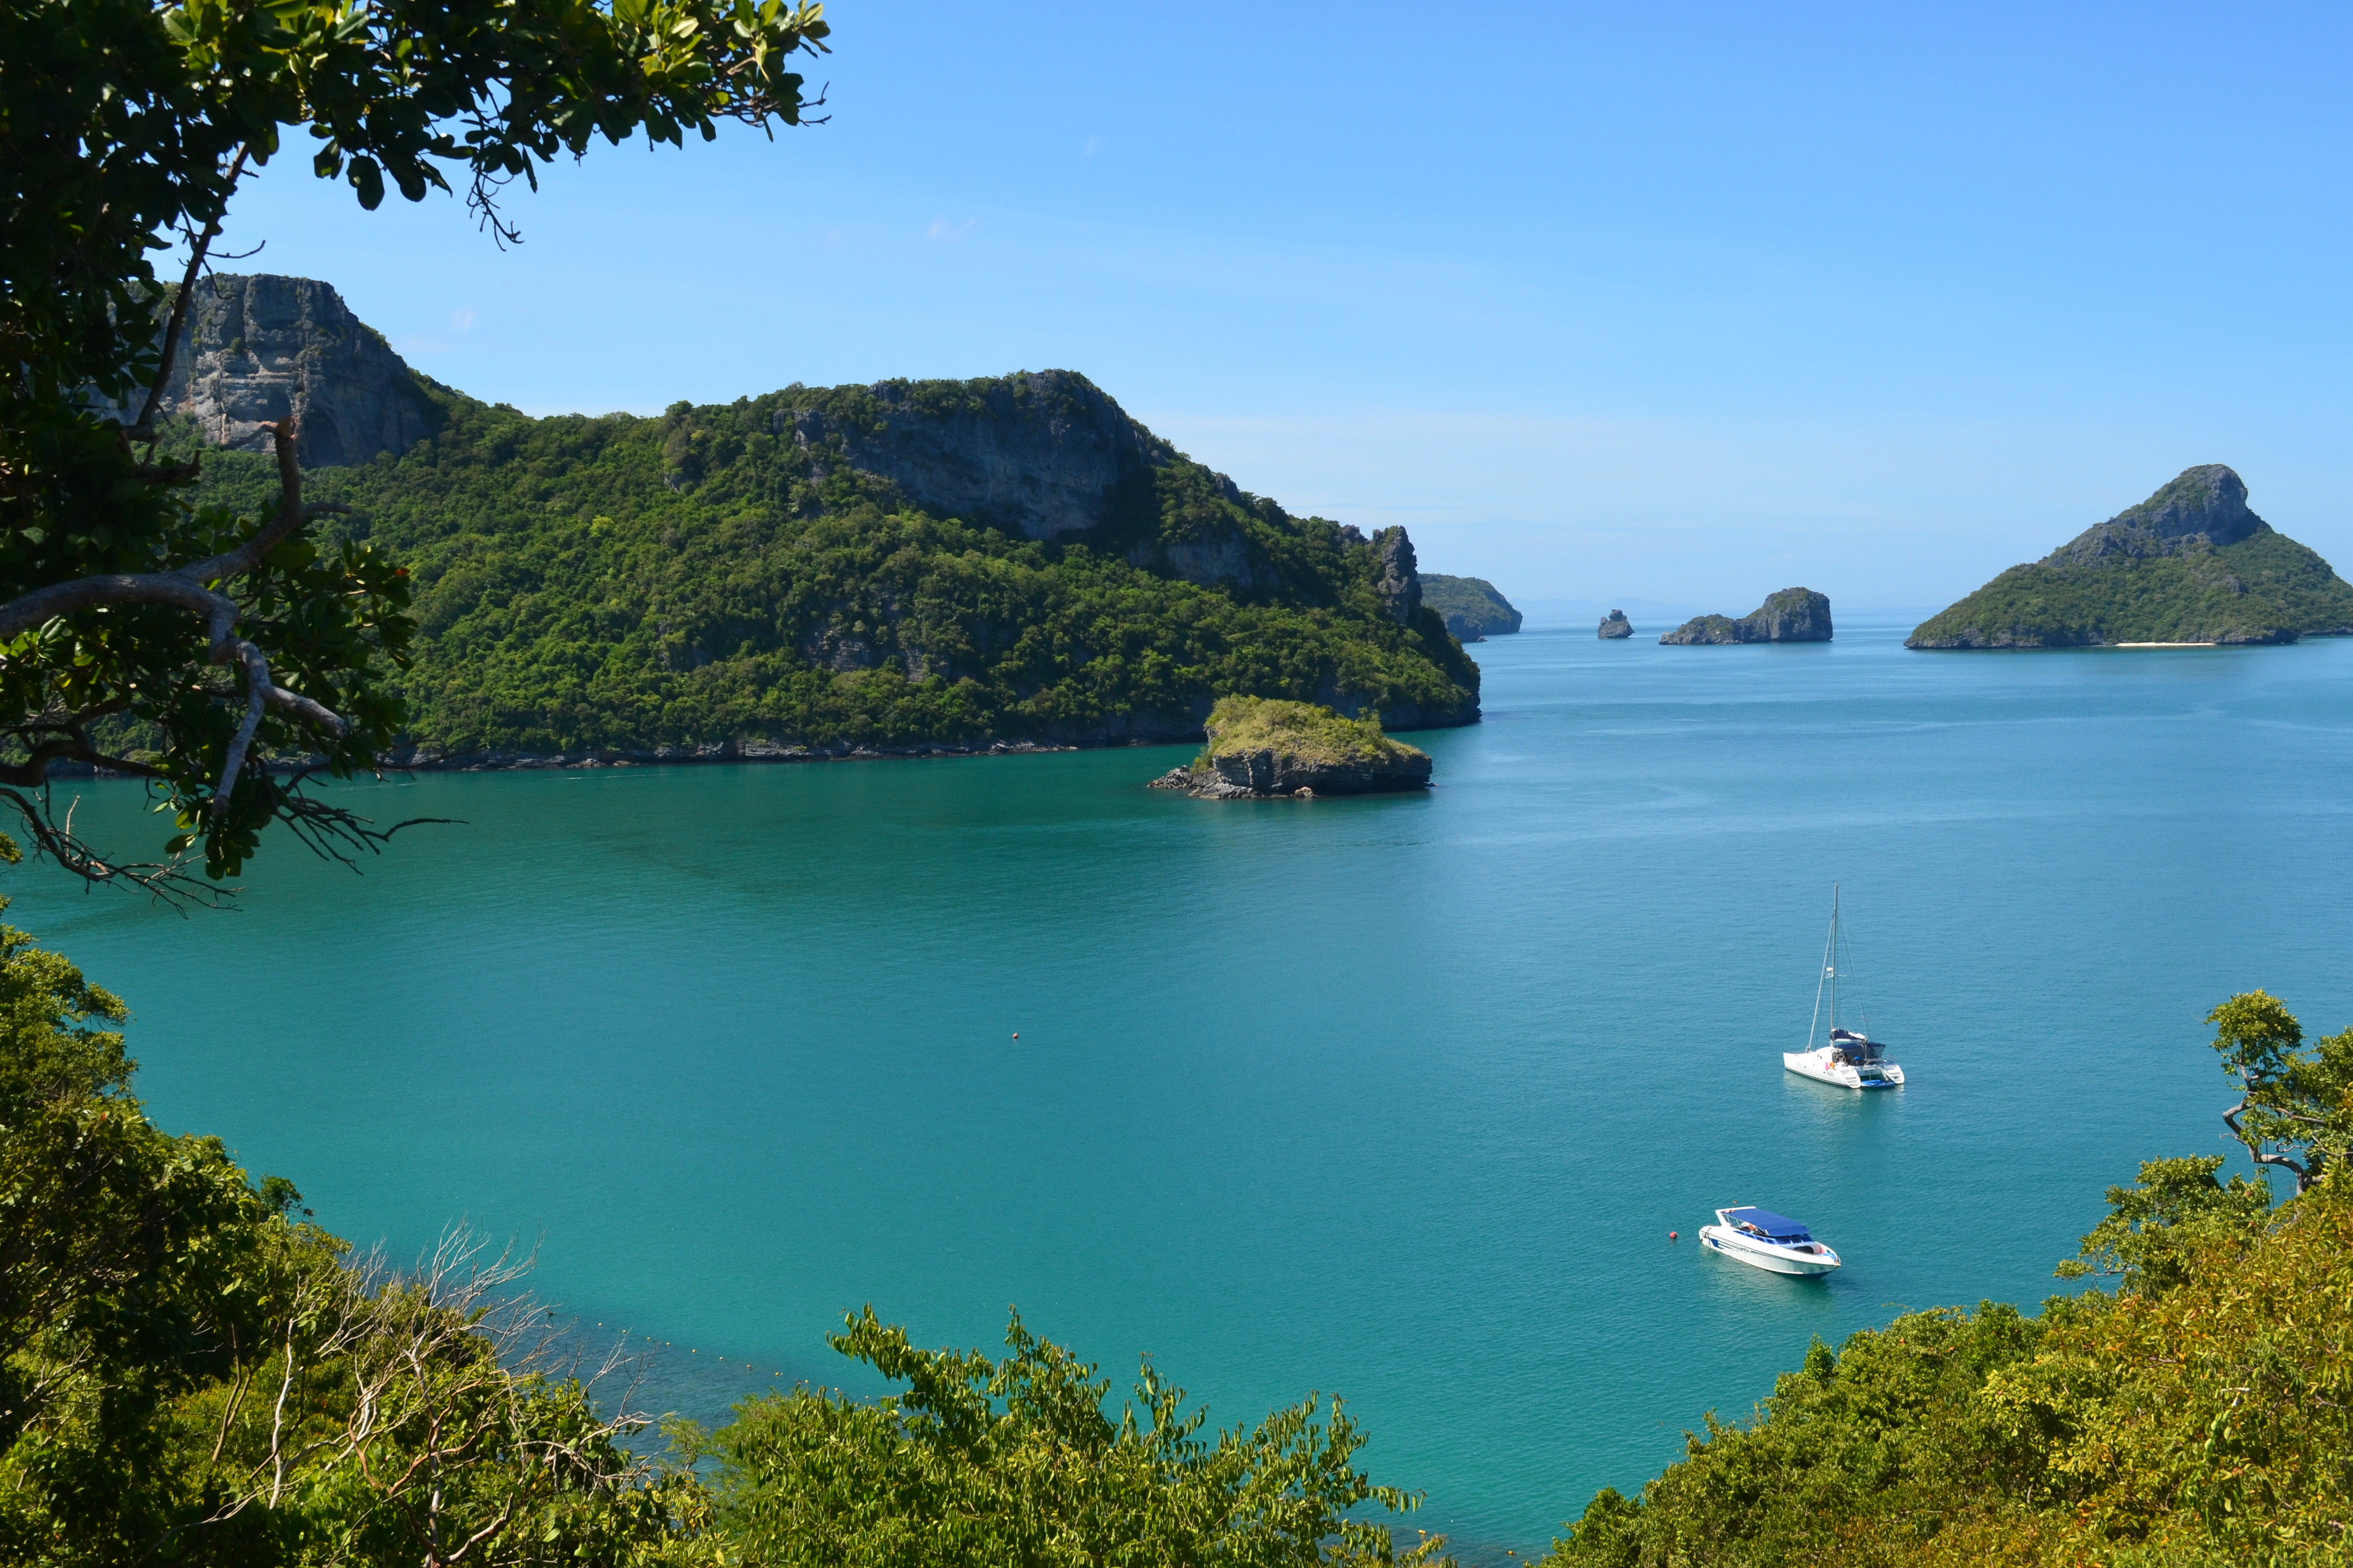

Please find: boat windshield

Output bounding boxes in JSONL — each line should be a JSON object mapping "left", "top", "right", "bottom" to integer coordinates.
{"left": 1723, "top": 1207, "right": 1813, "bottom": 1242}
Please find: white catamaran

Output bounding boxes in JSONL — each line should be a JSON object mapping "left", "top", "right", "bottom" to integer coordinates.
{"left": 1783, "top": 885, "right": 1905, "bottom": 1089}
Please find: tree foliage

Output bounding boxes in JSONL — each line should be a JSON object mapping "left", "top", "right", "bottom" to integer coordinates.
{"left": 0, "top": 0, "right": 828, "bottom": 892}
{"left": 0, "top": 905, "right": 702, "bottom": 1566}
{"left": 679, "top": 1306, "right": 1446, "bottom": 1568}
{"left": 2207, "top": 990, "right": 2353, "bottom": 1194}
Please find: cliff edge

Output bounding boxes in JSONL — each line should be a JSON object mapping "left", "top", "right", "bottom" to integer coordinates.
{"left": 149, "top": 274, "right": 444, "bottom": 467}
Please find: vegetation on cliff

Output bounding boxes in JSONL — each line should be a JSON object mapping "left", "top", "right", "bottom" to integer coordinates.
{"left": 1195, "top": 696, "right": 1426, "bottom": 772}
{"left": 1909, "top": 465, "right": 2353, "bottom": 648}
{"left": 678, "top": 1308, "right": 1440, "bottom": 1567}
{"left": 176, "top": 382, "right": 1480, "bottom": 759}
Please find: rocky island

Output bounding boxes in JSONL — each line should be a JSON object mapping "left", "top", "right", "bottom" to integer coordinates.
{"left": 1908, "top": 465, "right": 2353, "bottom": 648}
{"left": 1661, "top": 587, "right": 1833, "bottom": 644}
{"left": 1149, "top": 697, "right": 1432, "bottom": 798}
{"left": 163, "top": 275, "right": 1482, "bottom": 764}
{"left": 1598, "top": 609, "right": 1633, "bottom": 638}
{"left": 1420, "top": 575, "right": 1523, "bottom": 640}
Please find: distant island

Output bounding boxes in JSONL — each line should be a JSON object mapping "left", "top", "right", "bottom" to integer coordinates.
{"left": 1598, "top": 609, "right": 1633, "bottom": 638}
{"left": 1147, "top": 696, "right": 1431, "bottom": 798}
{"left": 1420, "top": 575, "right": 1523, "bottom": 640}
{"left": 1908, "top": 465, "right": 2353, "bottom": 648}
{"left": 162, "top": 275, "right": 1481, "bottom": 762}
{"left": 1661, "top": 587, "right": 1833, "bottom": 645}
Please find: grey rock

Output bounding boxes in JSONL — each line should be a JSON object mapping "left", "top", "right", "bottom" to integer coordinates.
{"left": 1373, "top": 526, "right": 1423, "bottom": 625}
{"left": 1152, "top": 747, "right": 1432, "bottom": 799}
{"left": 146, "top": 274, "right": 441, "bottom": 467}
{"left": 1740, "top": 586, "right": 1833, "bottom": 642}
{"left": 1598, "top": 609, "right": 1633, "bottom": 638}
{"left": 2042, "top": 464, "right": 2270, "bottom": 568}
{"left": 786, "top": 371, "right": 1169, "bottom": 544}
{"left": 1661, "top": 587, "right": 1833, "bottom": 645}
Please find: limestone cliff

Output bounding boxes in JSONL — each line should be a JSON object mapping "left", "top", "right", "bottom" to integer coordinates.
{"left": 781, "top": 372, "right": 1169, "bottom": 545}
{"left": 1662, "top": 588, "right": 1833, "bottom": 645}
{"left": 149, "top": 274, "right": 442, "bottom": 467}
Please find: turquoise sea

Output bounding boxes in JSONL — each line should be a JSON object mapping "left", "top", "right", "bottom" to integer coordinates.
{"left": 11, "top": 612, "right": 2353, "bottom": 1558}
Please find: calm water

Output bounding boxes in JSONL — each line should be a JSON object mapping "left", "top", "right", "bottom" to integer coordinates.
{"left": 11, "top": 614, "right": 2352, "bottom": 1557}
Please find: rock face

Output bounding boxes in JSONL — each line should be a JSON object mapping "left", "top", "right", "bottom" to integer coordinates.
{"left": 1908, "top": 465, "right": 2353, "bottom": 649}
{"left": 783, "top": 371, "right": 1169, "bottom": 544}
{"left": 1421, "top": 574, "right": 1523, "bottom": 640}
{"left": 1148, "top": 696, "right": 1432, "bottom": 798}
{"left": 1598, "top": 609, "right": 1633, "bottom": 638}
{"left": 1373, "top": 527, "right": 1423, "bottom": 625}
{"left": 2037, "top": 465, "right": 2268, "bottom": 572}
{"left": 1661, "top": 588, "right": 1833, "bottom": 645}
{"left": 148, "top": 274, "right": 441, "bottom": 467}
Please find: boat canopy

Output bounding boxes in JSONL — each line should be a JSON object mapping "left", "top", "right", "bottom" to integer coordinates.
{"left": 1724, "top": 1207, "right": 1812, "bottom": 1241}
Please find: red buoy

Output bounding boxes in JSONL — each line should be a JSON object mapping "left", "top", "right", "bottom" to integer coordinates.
{"left": 1669, "top": 1231, "right": 1678, "bottom": 1241}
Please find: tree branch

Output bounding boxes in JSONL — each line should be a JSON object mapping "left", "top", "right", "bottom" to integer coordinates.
{"left": 128, "top": 145, "right": 251, "bottom": 439}
{"left": 215, "top": 638, "right": 272, "bottom": 820}
{"left": 0, "top": 420, "right": 343, "bottom": 652}
{"left": 2222, "top": 1097, "right": 2313, "bottom": 1194}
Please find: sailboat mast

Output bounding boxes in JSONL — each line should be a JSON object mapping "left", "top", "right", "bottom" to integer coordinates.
{"left": 1829, "top": 883, "right": 1839, "bottom": 1032}
{"left": 1807, "top": 885, "right": 1836, "bottom": 1051}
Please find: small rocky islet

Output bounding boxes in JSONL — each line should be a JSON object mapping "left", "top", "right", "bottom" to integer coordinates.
{"left": 1149, "top": 696, "right": 1432, "bottom": 799}
{"left": 1598, "top": 609, "right": 1633, "bottom": 638}
{"left": 1661, "top": 587, "right": 1833, "bottom": 645}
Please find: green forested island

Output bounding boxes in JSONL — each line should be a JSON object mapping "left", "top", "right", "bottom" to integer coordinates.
{"left": 160, "top": 279, "right": 1480, "bottom": 762}
{"left": 1420, "top": 575, "right": 1522, "bottom": 640}
{"left": 1909, "top": 465, "right": 2353, "bottom": 648}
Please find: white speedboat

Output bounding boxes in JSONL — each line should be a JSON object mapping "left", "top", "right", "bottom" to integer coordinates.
{"left": 1783, "top": 885, "right": 1905, "bottom": 1089}
{"left": 1698, "top": 1207, "right": 1842, "bottom": 1276}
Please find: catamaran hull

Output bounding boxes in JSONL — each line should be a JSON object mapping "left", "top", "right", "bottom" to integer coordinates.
{"left": 1784, "top": 1052, "right": 1904, "bottom": 1090}
{"left": 1699, "top": 1225, "right": 1842, "bottom": 1275}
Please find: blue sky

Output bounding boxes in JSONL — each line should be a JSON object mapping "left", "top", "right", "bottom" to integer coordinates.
{"left": 212, "top": 3, "right": 2353, "bottom": 609}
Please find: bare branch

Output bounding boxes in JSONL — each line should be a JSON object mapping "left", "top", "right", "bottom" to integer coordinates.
{"left": 2222, "top": 1097, "right": 2313, "bottom": 1194}
{"left": 0, "top": 787, "right": 227, "bottom": 903}
{"left": 265, "top": 683, "right": 350, "bottom": 737}
{"left": 215, "top": 639, "right": 272, "bottom": 820}
{"left": 130, "top": 145, "right": 252, "bottom": 439}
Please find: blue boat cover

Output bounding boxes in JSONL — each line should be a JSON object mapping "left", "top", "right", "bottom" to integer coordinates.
{"left": 1723, "top": 1207, "right": 1812, "bottom": 1241}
